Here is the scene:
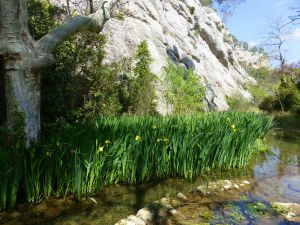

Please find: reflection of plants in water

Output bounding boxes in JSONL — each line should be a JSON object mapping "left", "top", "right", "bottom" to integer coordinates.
{"left": 246, "top": 202, "right": 268, "bottom": 215}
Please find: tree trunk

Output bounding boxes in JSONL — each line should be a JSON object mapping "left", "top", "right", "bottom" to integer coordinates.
{"left": 0, "top": 0, "right": 40, "bottom": 146}
{"left": 0, "top": 57, "right": 5, "bottom": 125}
{"left": 0, "top": 0, "right": 119, "bottom": 147}
{"left": 4, "top": 63, "right": 41, "bottom": 146}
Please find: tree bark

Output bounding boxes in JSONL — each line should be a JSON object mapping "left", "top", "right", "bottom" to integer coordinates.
{"left": 0, "top": 0, "right": 119, "bottom": 147}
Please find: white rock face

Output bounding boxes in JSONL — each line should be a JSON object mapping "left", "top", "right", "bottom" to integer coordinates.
{"left": 235, "top": 46, "right": 270, "bottom": 69}
{"left": 50, "top": 0, "right": 268, "bottom": 113}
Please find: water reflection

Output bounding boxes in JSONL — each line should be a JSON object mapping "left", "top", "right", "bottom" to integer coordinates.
{"left": 253, "top": 131, "right": 300, "bottom": 204}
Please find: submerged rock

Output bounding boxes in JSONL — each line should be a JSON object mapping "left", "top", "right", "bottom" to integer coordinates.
{"left": 115, "top": 215, "right": 146, "bottom": 225}
{"left": 136, "top": 208, "right": 154, "bottom": 224}
{"left": 271, "top": 202, "right": 300, "bottom": 222}
{"left": 176, "top": 192, "right": 188, "bottom": 201}
{"left": 196, "top": 179, "right": 249, "bottom": 195}
{"left": 115, "top": 179, "right": 252, "bottom": 224}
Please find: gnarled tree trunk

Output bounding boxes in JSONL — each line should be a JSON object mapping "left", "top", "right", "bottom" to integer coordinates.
{"left": 0, "top": 0, "right": 119, "bottom": 147}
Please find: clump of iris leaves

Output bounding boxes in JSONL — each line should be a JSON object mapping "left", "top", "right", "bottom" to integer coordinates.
{"left": 0, "top": 112, "right": 273, "bottom": 210}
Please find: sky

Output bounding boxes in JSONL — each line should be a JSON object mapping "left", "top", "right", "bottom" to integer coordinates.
{"left": 215, "top": 0, "right": 300, "bottom": 66}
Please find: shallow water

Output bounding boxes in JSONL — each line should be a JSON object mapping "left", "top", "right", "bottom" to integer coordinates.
{"left": 0, "top": 129, "right": 299, "bottom": 225}
{"left": 209, "top": 130, "right": 300, "bottom": 225}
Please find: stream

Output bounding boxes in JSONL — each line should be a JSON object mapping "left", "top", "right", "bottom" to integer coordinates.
{"left": 0, "top": 129, "right": 299, "bottom": 225}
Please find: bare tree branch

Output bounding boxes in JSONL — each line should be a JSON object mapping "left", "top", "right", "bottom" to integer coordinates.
{"left": 38, "top": 0, "right": 119, "bottom": 53}
{"left": 263, "top": 17, "right": 292, "bottom": 69}
{"left": 289, "top": 8, "right": 300, "bottom": 23}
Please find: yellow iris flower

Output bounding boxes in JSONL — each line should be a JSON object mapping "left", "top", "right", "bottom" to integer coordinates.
{"left": 135, "top": 135, "right": 141, "bottom": 141}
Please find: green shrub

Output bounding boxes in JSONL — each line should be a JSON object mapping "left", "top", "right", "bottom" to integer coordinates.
{"left": 114, "top": 12, "right": 125, "bottom": 21}
{"left": 200, "top": 0, "right": 213, "bottom": 6}
{"left": 278, "top": 76, "right": 300, "bottom": 112}
{"left": 130, "top": 41, "right": 157, "bottom": 115}
{"left": 260, "top": 76, "right": 300, "bottom": 113}
{"left": 189, "top": 6, "right": 196, "bottom": 15}
{"left": 247, "top": 85, "right": 268, "bottom": 106}
{"left": 77, "top": 62, "right": 123, "bottom": 119}
{"left": 164, "top": 63, "right": 205, "bottom": 114}
{"left": 259, "top": 96, "right": 277, "bottom": 112}
{"left": 226, "top": 93, "right": 254, "bottom": 111}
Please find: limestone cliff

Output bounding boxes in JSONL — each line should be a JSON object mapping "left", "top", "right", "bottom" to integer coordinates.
{"left": 51, "top": 0, "right": 268, "bottom": 113}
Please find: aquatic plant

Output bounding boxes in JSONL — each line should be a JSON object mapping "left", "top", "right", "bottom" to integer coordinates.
{"left": 0, "top": 112, "right": 273, "bottom": 210}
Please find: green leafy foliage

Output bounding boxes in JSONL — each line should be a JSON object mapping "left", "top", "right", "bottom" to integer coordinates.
{"left": 28, "top": 0, "right": 64, "bottom": 40}
{"left": 164, "top": 63, "right": 205, "bottom": 114}
{"left": 247, "top": 85, "right": 268, "bottom": 106}
{"left": 26, "top": 0, "right": 158, "bottom": 124}
{"left": 237, "top": 63, "right": 277, "bottom": 110}
{"left": 128, "top": 41, "right": 157, "bottom": 115}
{"left": 0, "top": 112, "right": 273, "bottom": 210}
{"left": 200, "top": 0, "right": 214, "bottom": 6}
{"left": 259, "top": 64, "right": 300, "bottom": 113}
{"left": 226, "top": 93, "right": 253, "bottom": 111}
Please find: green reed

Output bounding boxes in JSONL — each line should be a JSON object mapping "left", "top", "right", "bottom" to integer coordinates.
{"left": 0, "top": 112, "right": 273, "bottom": 210}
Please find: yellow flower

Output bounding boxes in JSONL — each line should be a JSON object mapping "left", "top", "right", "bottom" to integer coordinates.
{"left": 135, "top": 135, "right": 141, "bottom": 141}
{"left": 231, "top": 124, "right": 236, "bottom": 129}
{"left": 98, "top": 146, "right": 104, "bottom": 153}
{"left": 233, "top": 128, "right": 237, "bottom": 132}
{"left": 163, "top": 138, "right": 169, "bottom": 143}
{"left": 152, "top": 124, "right": 157, "bottom": 129}
{"left": 105, "top": 140, "right": 111, "bottom": 145}
{"left": 226, "top": 117, "right": 230, "bottom": 122}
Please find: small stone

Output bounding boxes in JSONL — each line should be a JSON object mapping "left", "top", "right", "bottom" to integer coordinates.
{"left": 127, "top": 215, "right": 146, "bottom": 225}
{"left": 167, "top": 208, "right": 177, "bottom": 215}
{"left": 115, "top": 215, "right": 146, "bottom": 225}
{"left": 242, "top": 180, "right": 250, "bottom": 185}
{"left": 176, "top": 192, "right": 188, "bottom": 201}
{"left": 160, "top": 198, "right": 170, "bottom": 206}
{"left": 197, "top": 185, "right": 210, "bottom": 195}
{"left": 233, "top": 184, "right": 240, "bottom": 189}
{"left": 224, "top": 180, "right": 232, "bottom": 185}
{"left": 286, "top": 212, "right": 296, "bottom": 221}
{"left": 136, "top": 208, "right": 154, "bottom": 223}
{"left": 89, "top": 197, "right": 97, "bottom": 204}
{"left": 115, "top": 219, "right": 127, "bottom": 225}
{"left": 224, "top": 184, "right": 232, "bottom": 190}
